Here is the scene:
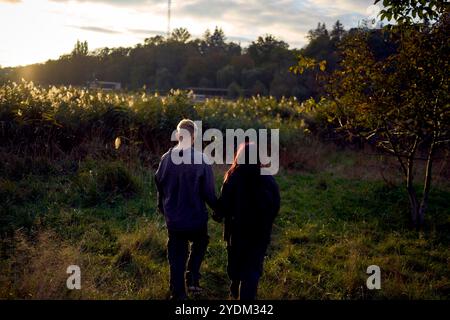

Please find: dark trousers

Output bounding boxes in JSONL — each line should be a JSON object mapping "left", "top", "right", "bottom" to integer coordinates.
{"left": 167, "top": 226, "right": 209, "bottom": 299}
{"left": 227, "top": 243, "right": 267, "bottom": 300}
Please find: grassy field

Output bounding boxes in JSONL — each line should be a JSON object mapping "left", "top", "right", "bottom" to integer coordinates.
{"left": 1, "top": 151, "right": 449, "bottom": 300}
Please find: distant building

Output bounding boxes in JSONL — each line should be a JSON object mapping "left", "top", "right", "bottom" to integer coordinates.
{"left": 88, "top": 80, "right": 121, "bottom": 91}
{"left": 185, "top": 87, "right": 229, "bottom": 102}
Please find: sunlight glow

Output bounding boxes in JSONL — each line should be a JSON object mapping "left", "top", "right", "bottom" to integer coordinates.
{"left": 0, "top": 0, "right": 373, "bottom": 67}
{"left": 0, "top": 0, "right": 167, "bottom": 67}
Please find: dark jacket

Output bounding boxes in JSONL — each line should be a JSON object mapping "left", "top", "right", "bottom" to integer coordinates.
{"left": 216, "top": 166, "right": 280, "bottom": 248}
{"left": 155, "top": 147, "right": 217, "bottom": 231}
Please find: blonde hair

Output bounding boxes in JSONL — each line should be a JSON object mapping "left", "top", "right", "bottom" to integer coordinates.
{"left": 177, "top": 119, "right": 197, "bottom": 138}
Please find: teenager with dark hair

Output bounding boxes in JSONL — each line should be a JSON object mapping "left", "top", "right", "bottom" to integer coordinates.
{"left": 215, "top": 142, "right": 280, "bottom": 300}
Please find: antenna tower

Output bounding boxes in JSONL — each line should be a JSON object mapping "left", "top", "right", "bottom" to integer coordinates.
{"left": 167, "top": 0, "right": 172, "bottom": 38}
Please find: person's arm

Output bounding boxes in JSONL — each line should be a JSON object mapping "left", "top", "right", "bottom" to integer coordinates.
{"left": 261, "top": 176, "right": 280, "bottom": 219}
{"left": 154, "top": 160, "right": 165, "bottom": 215}
{"left": 202, "top": 163, "right": 217, "bottom": 211}
{"left": 271, "top": 176, "right": 281, "bottom": 215}
{"left": 215, "top": 177, "right": 235, "bottom": 221}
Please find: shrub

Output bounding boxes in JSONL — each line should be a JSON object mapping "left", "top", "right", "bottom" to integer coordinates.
{"left": 73, "top": 161, "right": 140, "bottom": 207}
{"left": 97, "top": 162, "right": 140, "bottom": 196}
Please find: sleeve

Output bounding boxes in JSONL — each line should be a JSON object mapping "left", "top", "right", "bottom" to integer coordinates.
{"left": 202, "top": 164, "right": 217, "bottom": 211}
{"left": 215, "top": 177, "right": 234, "bottom": 220}
{"left": 154, "top": 159, "right": 165, "bottom": 215}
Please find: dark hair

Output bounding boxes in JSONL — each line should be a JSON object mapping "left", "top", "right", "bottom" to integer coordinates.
{"left": 224, "top": 142, "right": 260, "bottom": 183}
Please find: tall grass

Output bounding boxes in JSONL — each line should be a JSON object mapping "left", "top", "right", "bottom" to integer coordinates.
{"left": 0, "top": 81, "right": 317, "bottom": 162}
{"left": 0, "top": 81, "right": 449, "bottom": 300}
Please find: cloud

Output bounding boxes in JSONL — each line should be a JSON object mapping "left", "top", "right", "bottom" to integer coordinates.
{"left": 49, "top": 0, "right": 156, "bottom": 7}
{"left": 179, "top": 0, "right": 234, "bottom": 18}
{"left": 227, "top": 35, "right": 253, "bottom": 43}
{"left": 28, "top": 0, "right": 376, "bottom": 49}
{"left": 68, "top": 25, "right": 121, "bottom": 34}
{"left": 128, "top": 28, "right": 165, "bottom": 36}
{"left": 171, "top": 0, "right": 374, "bottom": 47}
{"left": 46, "top": 0, "right": 375, "bottom": 41}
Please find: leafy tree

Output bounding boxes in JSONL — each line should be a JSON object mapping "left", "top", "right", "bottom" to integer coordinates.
{"left": 331, "top": 20, "right": 346, "bottom": 42}
{"left": 292, "top": 21, "right": 337, "bottom": 99}
{"left": 71, "top": 40, "right": 89, "bottom": 57}
{"left": 216, "top": 65, "right": 237, "bottom": 88}
{"left": 289, "top": 2, "right": 449, "bottom": 228}
{"left": 242, "top": 67, "right": 273, "bottom": 90}
{"left": 204, "top": 27, "right": 227, "bottom": 50}
{"left": 154, "top": 67, "right": 173, "bottom": 91}
{"left": 327, "top": 11, "right": 449, "bottom": 228}
{"left": 307, "top": 22, "right": 328, "bottom": 41}
{"left": 170, "top": 28, "right": 191, "bottom": 43}
{"left": 182, "top": 56, "right": 209, "bottom": 86}
{"left": 144, "top": 36, "right": 165, "bottom": 46}
{"left": 227, "top": 81, "right": 243, "bottom": 99}
{"left": 247, "top": 35, "right": 289, "bottom": 66}
{"left": 376, "top": 0, "right": 448, "bottom": 25}
{"left": 270, "top": 71, "right": 298, "bottom": 98}
{"left": 250, "top": 80, "right": 268, "bottom": 96}
{"left": 230, "top": 54, "right": 255, "bottom": 72}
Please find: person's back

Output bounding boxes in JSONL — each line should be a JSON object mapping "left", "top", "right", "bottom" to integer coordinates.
{"left": 219, "top": 165, "right": 280, "bottom": 248}
{"left": 155, "top": 147, "right": 216, "bottom": 231}
{"left": 216, "top": 142, "right": 280, "bottom": 300}
{"left": 155, "top": 119, "right": 216, "bottom": 300}
{"left": 222, "top": 170, "right": 279, "bottom": 247}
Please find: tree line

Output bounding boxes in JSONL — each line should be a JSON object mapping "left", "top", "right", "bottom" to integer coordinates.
{"left": 1, "top": 21, "right": 382, "bottom": 100}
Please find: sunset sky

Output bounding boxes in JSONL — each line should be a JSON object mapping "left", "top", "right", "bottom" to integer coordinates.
{"left": 0, "top": 0, "right": 377, "bottom": 67}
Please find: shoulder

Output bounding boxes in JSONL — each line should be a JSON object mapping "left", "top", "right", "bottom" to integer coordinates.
{"left": 156, "top": 149, "right": 173, "bottom": 179}
{"left": 158, "top": 149, "right": 173, "bottom": 168}
{"left": 161, "top": 148, "right": 172, "bottom": 162}
{"left": 161, "top": 148, "right": 172, "bottom": 160}
{"left": 261, "top": 175, "right": 279, "bottom": 191}
{"left": 193, "top": 149, "right": 213, "bottom": 166}
{"left": 222, "top": 171, "right": 240, "bottom": 188}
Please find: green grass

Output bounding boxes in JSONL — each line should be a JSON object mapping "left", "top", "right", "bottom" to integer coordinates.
{"left": 0, "top": 158, "right": 449, "bottom": 300}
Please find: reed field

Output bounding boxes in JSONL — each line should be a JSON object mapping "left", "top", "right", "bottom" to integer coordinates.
{"left": 0, "top": 82, "right": 449, "bottom": 299}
